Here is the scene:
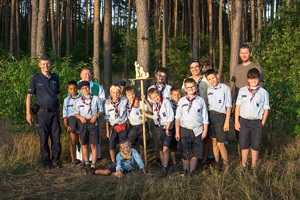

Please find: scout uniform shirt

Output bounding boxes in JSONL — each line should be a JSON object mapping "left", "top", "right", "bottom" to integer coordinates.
{"left": 127, "top": 100, "right": 148, "bottom": 126}
{"left": 175, "top": 95, "right": 209, "bottom": 137}
{"left": 207, "top": 83, "right": 232, "bottom": 114}
{"left": 105, "top": 98, "right": 128, "bottom": 126}
{"left": 74, "top": 95, "right": 103, "bottom": 119}
{"left": 152, "top": 98, "right": 174, "bottom": 129}
{"left": 236, "top": 85, "right": 270, "bottom": 120}
{"left": 147, "top": 83, "right": 172, "bottom": 104}
{"left": 63, "top": 94, "right": 81, "bottom": 118}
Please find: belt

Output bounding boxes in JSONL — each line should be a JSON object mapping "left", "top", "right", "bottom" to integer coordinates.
{"left": 209, "top": 110, "right": 223, "bottom": 115}
{"left": 39, "top": 108, "right": 55, "bottom": 112}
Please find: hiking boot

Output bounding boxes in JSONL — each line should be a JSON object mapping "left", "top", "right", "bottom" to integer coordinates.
{"left": 172, "top": 164, "right": 179, "bottom": 172}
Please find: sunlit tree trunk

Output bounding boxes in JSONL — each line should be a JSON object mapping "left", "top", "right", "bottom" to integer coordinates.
{"left": 36, "top": 0, "right": 48, "bottom": 56}
{"left": 230, "top": 0, "right": 242, "bottom": 88}
{"left": 192, "top": 0, "right": 199, "bottom": 59}
{"left": 93, "top": 0, "right": 100, "bottom": 82}
{"left": 250, "top": 0, "right": 255, "bottom": 42}
{"left": 208, "top": 0, "right": 213, "bottom": 61}
{"left": 173, "top": 0, "right": 178, "bottom": 48}
{"left": 85, "top": 0, "right": 89, "bottom": 57}
{"left": 66, "top": 0, "right": 71, "bottom": 56}
{"left": 218, "top": 0, "right": 224, "bottom": 78}
{"left": 123, "top": 0, "right": 133, "bottom": 80}
{"left": 136, "top": 0, "right": 150, "bottom": 93}
{"left": 162, "top": 0, "right": 167, "bottom": 68}
{"left": 257, "top": 0, "right": 262, "bottom": 44}
{"left": 50, "top": 0, "right": 57, "bottom": 56}
{"left": 10, "top": 0, "right": 16, "bottom": 54}
{"left": 103, "top": 0, "right": 112, "bottom": 90}
{"left": 31, "top": 0, "right": 38, "bottom": 56}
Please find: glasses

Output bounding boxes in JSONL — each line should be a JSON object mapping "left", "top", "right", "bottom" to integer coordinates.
{"left": 157, "top": 74, "right": 166, "bottom": 78}
{"left": 186, "top": 86, "right": 196, "bottom": 90}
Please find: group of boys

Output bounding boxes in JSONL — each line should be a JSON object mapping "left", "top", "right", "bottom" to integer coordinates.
{"left": 27, "top": 43, "right": 270, "bottom": 178}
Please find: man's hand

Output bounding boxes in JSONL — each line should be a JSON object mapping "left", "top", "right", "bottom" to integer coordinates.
{"left": 26, "top": 113, "right": 33, "bottom": 126}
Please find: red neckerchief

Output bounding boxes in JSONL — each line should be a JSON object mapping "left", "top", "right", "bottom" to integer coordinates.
{"left": 110, "top": 99, "right": 121, "bottom": 118}
{"left": 247, "top": 83, "right": 260, "bottom": 102}
{"left": 81, "top": 95, "right": 93, "bottom": 114}
{"left": 155, "top": 82, "right": 165, "bottom": 98}
{"left": 154, "top": 97, "right": 164, "bottom": 124}
{"left": 126, "top": 100, "right": 135, "bottom": 114}
{"left": 186, "top": 95, "right": 197, "bottom": 113}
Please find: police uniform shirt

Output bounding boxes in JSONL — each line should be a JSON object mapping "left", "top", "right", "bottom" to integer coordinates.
{"left": 175, "top": 95, "right": 209, "bottom": 137}
{"left": 74, "top": 95, "right": 103, "bottom": 119}
{"left": 152, "top": 98, "right": 174, "bottom": 128}
{"left": 147, "top": 83, "right": 172, "bottom": 105}
{"left": 236, "top": 86, "right": 270, "bottom": 120}
{"left": 63, "top": 94, "right": 81, "bottom": 118}
{"left": 105, "top": 98, "right": 128, "bottom": 126}
{"left": 127, "top": 101, "right": 148, "bottom": 126}
{"left": 27, "top": 72, "right": 60, "bottom": 109}
{"left": 207, "top": 83, "right": 232, "bottom": 114}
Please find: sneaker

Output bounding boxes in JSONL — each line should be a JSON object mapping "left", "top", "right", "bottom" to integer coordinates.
{"left": 86, "top": 167, "right": 96, "bottom": 175}
{"left": 172, "top": 164, "right": 179, "bottom": 172}
{"left": 156, "top": 158, "right": 162, "bottom": 167}
{"left": 222, "top": 164, "right": 229, "bottom": 172}
{"left": 202, "top": 163, "right": 209, "bottom": 171}
{"left": 181, "top": 169, "right": 189, "bottom": 177}
{"left": 52, "top": 160, "right": 62, "bottom": 168}
{"left": 158, "top": 167, "right": 168, "bottom": 178}
{"left": 189, "top": 169, "right": 196, "bottom": 177}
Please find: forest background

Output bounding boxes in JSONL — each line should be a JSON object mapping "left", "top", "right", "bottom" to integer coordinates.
{"left": 0, "top": 0, "right": 299, "bottom": 199}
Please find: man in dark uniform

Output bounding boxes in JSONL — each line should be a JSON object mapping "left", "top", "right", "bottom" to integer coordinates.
{"left": 26, "top": 55, "right": 62, "bottom": 169}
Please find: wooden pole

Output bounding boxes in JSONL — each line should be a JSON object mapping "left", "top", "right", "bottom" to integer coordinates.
{"left": 140, "top": 79, "right": 147, "bottom": 166}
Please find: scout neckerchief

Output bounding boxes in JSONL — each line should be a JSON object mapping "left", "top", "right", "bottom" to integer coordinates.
{"left": 126, "top": 100, "right": 135, "bottom": 114}
{"left": 81, "top": 94, "right": 93, "bottom": 114}
{"left": 121, "top": 149, "right": 132, "bottom": 160}
{"left": 170, "top": 99, "right": 178, "bottom": 113}
{"left": 110, "top": 98, "right": 121, "bottom": 118}
{"left": 186, "top": 95, "right": 197, "bottom": 113}
{"left": 154, "top": 97, "right": 164, "bottom": 124}
{"left": 155, "top": 82, "right": 165, "bottom": 98}
{"left": 247, "top": 83, "right": 260, "bottom": 102}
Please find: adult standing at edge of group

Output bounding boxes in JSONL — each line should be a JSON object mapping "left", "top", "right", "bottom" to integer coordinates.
{"left": 78, "top": 67, "right": 105, "bottom": 159}
{"left": 26, "top": 55, "right": 62, "bottom": 169}
{"left": 231, "top": 43, "right": 264, "bottom": 140}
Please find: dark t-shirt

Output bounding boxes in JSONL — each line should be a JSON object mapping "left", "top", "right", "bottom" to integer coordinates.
{"left": 27, "top": 72, "right": 60, "bottom": 109}
{"left": 231, "top": 62, "right": 264, "bottom": 99}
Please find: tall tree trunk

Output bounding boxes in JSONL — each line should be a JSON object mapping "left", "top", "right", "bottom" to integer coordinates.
{"left": 123, "top": 0, "right": 133, "bottom": 80}
{"left": 85, "top": 0, "right": 89, "bottom": 57}
{"left": 56, "top": 0, "right": 61, "bottom": 59}
{"left": 257, "top": 0, "right": 262, "bottom": 44}
{"left": 16, "top": 0, "right": 20, "bottom": 57}
{"left": 66, "top": 0, "right": 71, "bottom": 56}
{"left": 230, "top": 0, "right": 242, "bottom": 88}
{"left": 93, "top": 0, "right": 100, "bottom": 82}
{"left": 36, "top": 0, "right": 48, "bottom": 56}
{"left": 162, "top": 0, "right": 167, "bottom": 68}
{"left": 208, "top": 0, "right": 213, "bottom": 61}
{"left": 50, "top": 0, "right": 57, "bottom": 56}
{"left": 192, "top": 0, "right": 199, "bottom": 59}
{"left": 173, "top": 0, "right": 178, "bottom": 48}
{"left": 250, "top": 0, "right": 255, "bottom": 42}
{"left": 136, "top": 0, "right": 150, "bottom": 94}
{"left": 218, "top": 0, "right": 224, "bottom": 78}
{"left": 31, "top": 0, "right": 38, "bottom": 56}
{"left": 10, "top": 0, "right": 16, "bottom": 54}
{"left": 103, "top": 0, "right": 112, "bottom": 91}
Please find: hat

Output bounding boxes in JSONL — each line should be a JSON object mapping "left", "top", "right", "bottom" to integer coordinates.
{"left": 114, "top": 80, "right": 126, "bottom": 87}
{"left": 77, "top": 81, "right": 90, "bottom": 89}
{"left": 188, "top": 59, "right": 200, "bottom": 68}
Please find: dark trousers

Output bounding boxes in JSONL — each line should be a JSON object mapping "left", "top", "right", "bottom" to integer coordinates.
{"left": 37, "top": 110, "right": 62, "bottom": 166}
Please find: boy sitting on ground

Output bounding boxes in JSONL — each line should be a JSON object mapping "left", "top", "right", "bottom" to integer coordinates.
{"left": 93, "top": 140, "right": 148, "bottom": 178}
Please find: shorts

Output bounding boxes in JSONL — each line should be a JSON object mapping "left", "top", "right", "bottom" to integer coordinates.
{"left": 106, "top": 162, "right": 132, "bottom": 174}
{"left": 109, "top": 127, "right": 128, "bottom": 150}
{"left": 180, "top": 127, "right": 204, "bottom": 160}
{"left": 154, "top": 125, "right": 172, "bottom": 150}
{"left": 210, "top": 113, "right": 228, "bottom": 143}
{"left": 239, "top": 117, "right": 263, "bottom": 151}
{"left": 127, "top": 123, "right": 149, "bottom": 147}
{"left": 169, "top": 127, "right": 178, "bottom": 152}
{"left": 78, "top": 121, "right": 99, "bottom": 145}
{"left": 67, "top": 116, "right": 80, "bottom": 134}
